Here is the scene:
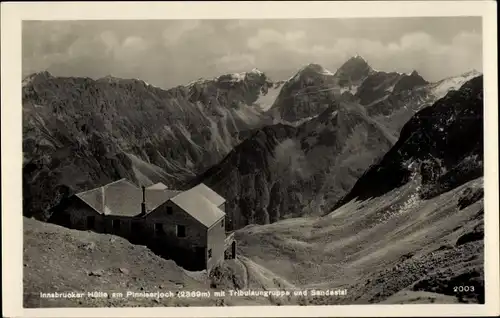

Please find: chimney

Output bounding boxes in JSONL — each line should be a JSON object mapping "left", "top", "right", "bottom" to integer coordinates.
{"left": 101, "top": 187, "right": 105, "bottom": 214}
{"left": 141, "top": 186, "right": 146, "bottom": 215}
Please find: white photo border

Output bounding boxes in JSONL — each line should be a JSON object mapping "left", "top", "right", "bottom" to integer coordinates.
{"left": 1, "top": 1, "right": 498, "bottom": 317}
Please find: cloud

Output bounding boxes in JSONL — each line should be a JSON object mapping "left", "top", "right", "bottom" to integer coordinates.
{"left": 225, "top": 20, "right": 252, "bottom": 31}
{"left": 113, "top": 36, "right": 150, "bottom": 65}
{"left": 122, "top": 36, "right": 148, "bottom": 50}
{"left": 22, "top": 19, "right": 482, "bottom": 87}
{"left": 247, "top": 29, "right": 306, "bottom": 50}
{"left": 453, "top": 31, "right": 482, "bottom": 47}
{"left": 214, "top": 53, "right": 256, "bottom": 72}
{"left": 365, "top": 31, "right": 482, "bottom": 75}
{"left": 162, "top": 20, "right": 203, "bottom": 46}
{"left": 99, "top": 31, "right": 120, "bottom": 54}
{"left": 243, "top": 26, "right": 482, "bottom": 80}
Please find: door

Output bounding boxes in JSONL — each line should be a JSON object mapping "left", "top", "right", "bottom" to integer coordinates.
{"left": 195, "top": 247, "right": 206, "bottom": 270}
{"left": 130, "top": 221, "right": 142, "bottom": 243}
{"left": 231, "top": 241, "right": 236, "bottom": 259}
{"left": 60, "top": 213, "right": 71, "bottom": 227}
{"left": 87, "top": 216, "right": 95, "bottom": 229}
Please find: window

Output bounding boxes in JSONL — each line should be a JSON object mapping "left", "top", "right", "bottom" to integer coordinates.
{"left": 155, "top": 223, "right": 164, "bottom": 235}
{"left": 87, "top": 216, "right": 95, "bottom": 229}
{"left": 176, "top": 225, "right": 186, "bottom": 238}
{"left": 208, "top": 249, "right": 212, "bottom": 259}
{"left": 167, "top": 206, "right": 173, "bottom": 215}
{"left": 221, "top": 219, "right": 224, "bottom": 228}
{"left": 112, "top": 219, "right": 121, "bottom": 231}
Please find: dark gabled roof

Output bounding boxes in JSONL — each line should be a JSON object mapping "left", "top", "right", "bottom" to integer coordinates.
{"left": 76, "top": 179, "right": 142, "bottom": 217}
{"left": 169, "top": 183, "right": 226, "bottom": 228}
{"left": 75, "top": 179, "right": 180, "bottom": 217}
{"left": 145, "top": 188, "right": 182, "bottom": 212}
{"left": 73, "top": 180, "right": 226, "bottom": 225}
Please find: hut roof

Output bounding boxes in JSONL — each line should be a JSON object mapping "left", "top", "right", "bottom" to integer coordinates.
{"left": 169, "top": 183, "right": 226, "bottom": 227}
{"left": 75, "top": 179, "right": 180, "bottom": 217}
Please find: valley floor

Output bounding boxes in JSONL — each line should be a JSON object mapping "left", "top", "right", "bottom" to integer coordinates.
{"left": 23, "top": 177, "right": 484, "bottom": 307}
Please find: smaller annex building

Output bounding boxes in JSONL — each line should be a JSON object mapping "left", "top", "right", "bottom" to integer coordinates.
{"left": 56, "top": 179, "right": 236, "bottom": 272}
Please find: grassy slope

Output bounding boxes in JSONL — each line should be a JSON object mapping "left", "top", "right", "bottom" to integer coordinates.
{"left": 236, "top": 176, "right": 484, "bottom": 304}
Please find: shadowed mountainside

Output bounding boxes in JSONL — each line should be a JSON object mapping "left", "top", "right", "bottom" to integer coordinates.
{"left": 197, "top": 101, "right": 396, "bottom": 230}
{"left": 270, "top": 63, "right": 338, "bottom": 122}
{"left": 367, "top": 70, "right": 481, "bottom": 136}
{"left": 335, "top": 75, "right": 483, "bottom": 208}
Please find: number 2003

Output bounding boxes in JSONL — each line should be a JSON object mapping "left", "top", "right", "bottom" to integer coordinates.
{"left": 454, "top": 286, "right": 475, "bottom": 292}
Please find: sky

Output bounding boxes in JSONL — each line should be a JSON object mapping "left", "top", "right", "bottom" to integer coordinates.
{"left": 23, "top": 17, "right": 482, "bottom": 89}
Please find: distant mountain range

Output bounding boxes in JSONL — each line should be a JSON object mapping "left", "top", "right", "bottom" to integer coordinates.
{"left": 22, "top": 56, "right": 482, "bottom": 230}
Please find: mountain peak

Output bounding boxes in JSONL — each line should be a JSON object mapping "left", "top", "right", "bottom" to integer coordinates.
{"left": 97, "top": 75, "right": 129, "bottom": 85}
{"left": 300, "top": 63, "right": 334, "bottom": 75}
{"left": 274, "top": 63, "right": 337, "bottom": 122}
{"left": 352, "top": 54, "right": 367, "bottom": 62}
{"left": 250, "top": 68, "right": 264, "bottom": 75}
{"left": 22, "top": 71, "right": 53, "bottom": 87}
{"left": 187, "top": 68, "right": 268, "bottom": 87}
{"left": 392, "top": 70, "right": 428, "bottom": 93}
{"left": 334, "top": 55, "right": 373, "bottom": 84}
{"left": 23, "top": 70, "right": 52, "bottom": 81}
{"left": 286, "top": 63, "right": 334, "bottom": 82}
{"left": 101, "top": 74, "right": 120, "bottom": 80}
{"left": 462, "top": 69, "right": 481, "bottom": 77}
{"left": 345, "top": 54, "right": 370, "bottom": 65}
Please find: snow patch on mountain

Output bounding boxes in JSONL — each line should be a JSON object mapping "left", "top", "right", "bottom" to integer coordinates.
{"left": 254, "top": 82, "right": 285, "bottom": 111}
{"left": 340, "top": 85, "right": 359, "bottom": 95}
{"left": 385, "top": 84, "right": 397, "bottom": 93}
{"left": 228, "top": 73, "right": 247, "bottom": 82}
{"left": 22, "top": 78, "right": 33, "bottom": 88}
{"left": 293, "top": 113, "right": 322, "bottom": 127}
{"left": 191, "top": 68, "right": 267, "bottom": 84}
{"left": 250, "top": 68, "right": 264, "bottom": 75}
{"left": 430, "top": 70, "right": 482, "bottom": 99}
{"left": 318, "top": 68, "right": 334, "bottom": 76}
